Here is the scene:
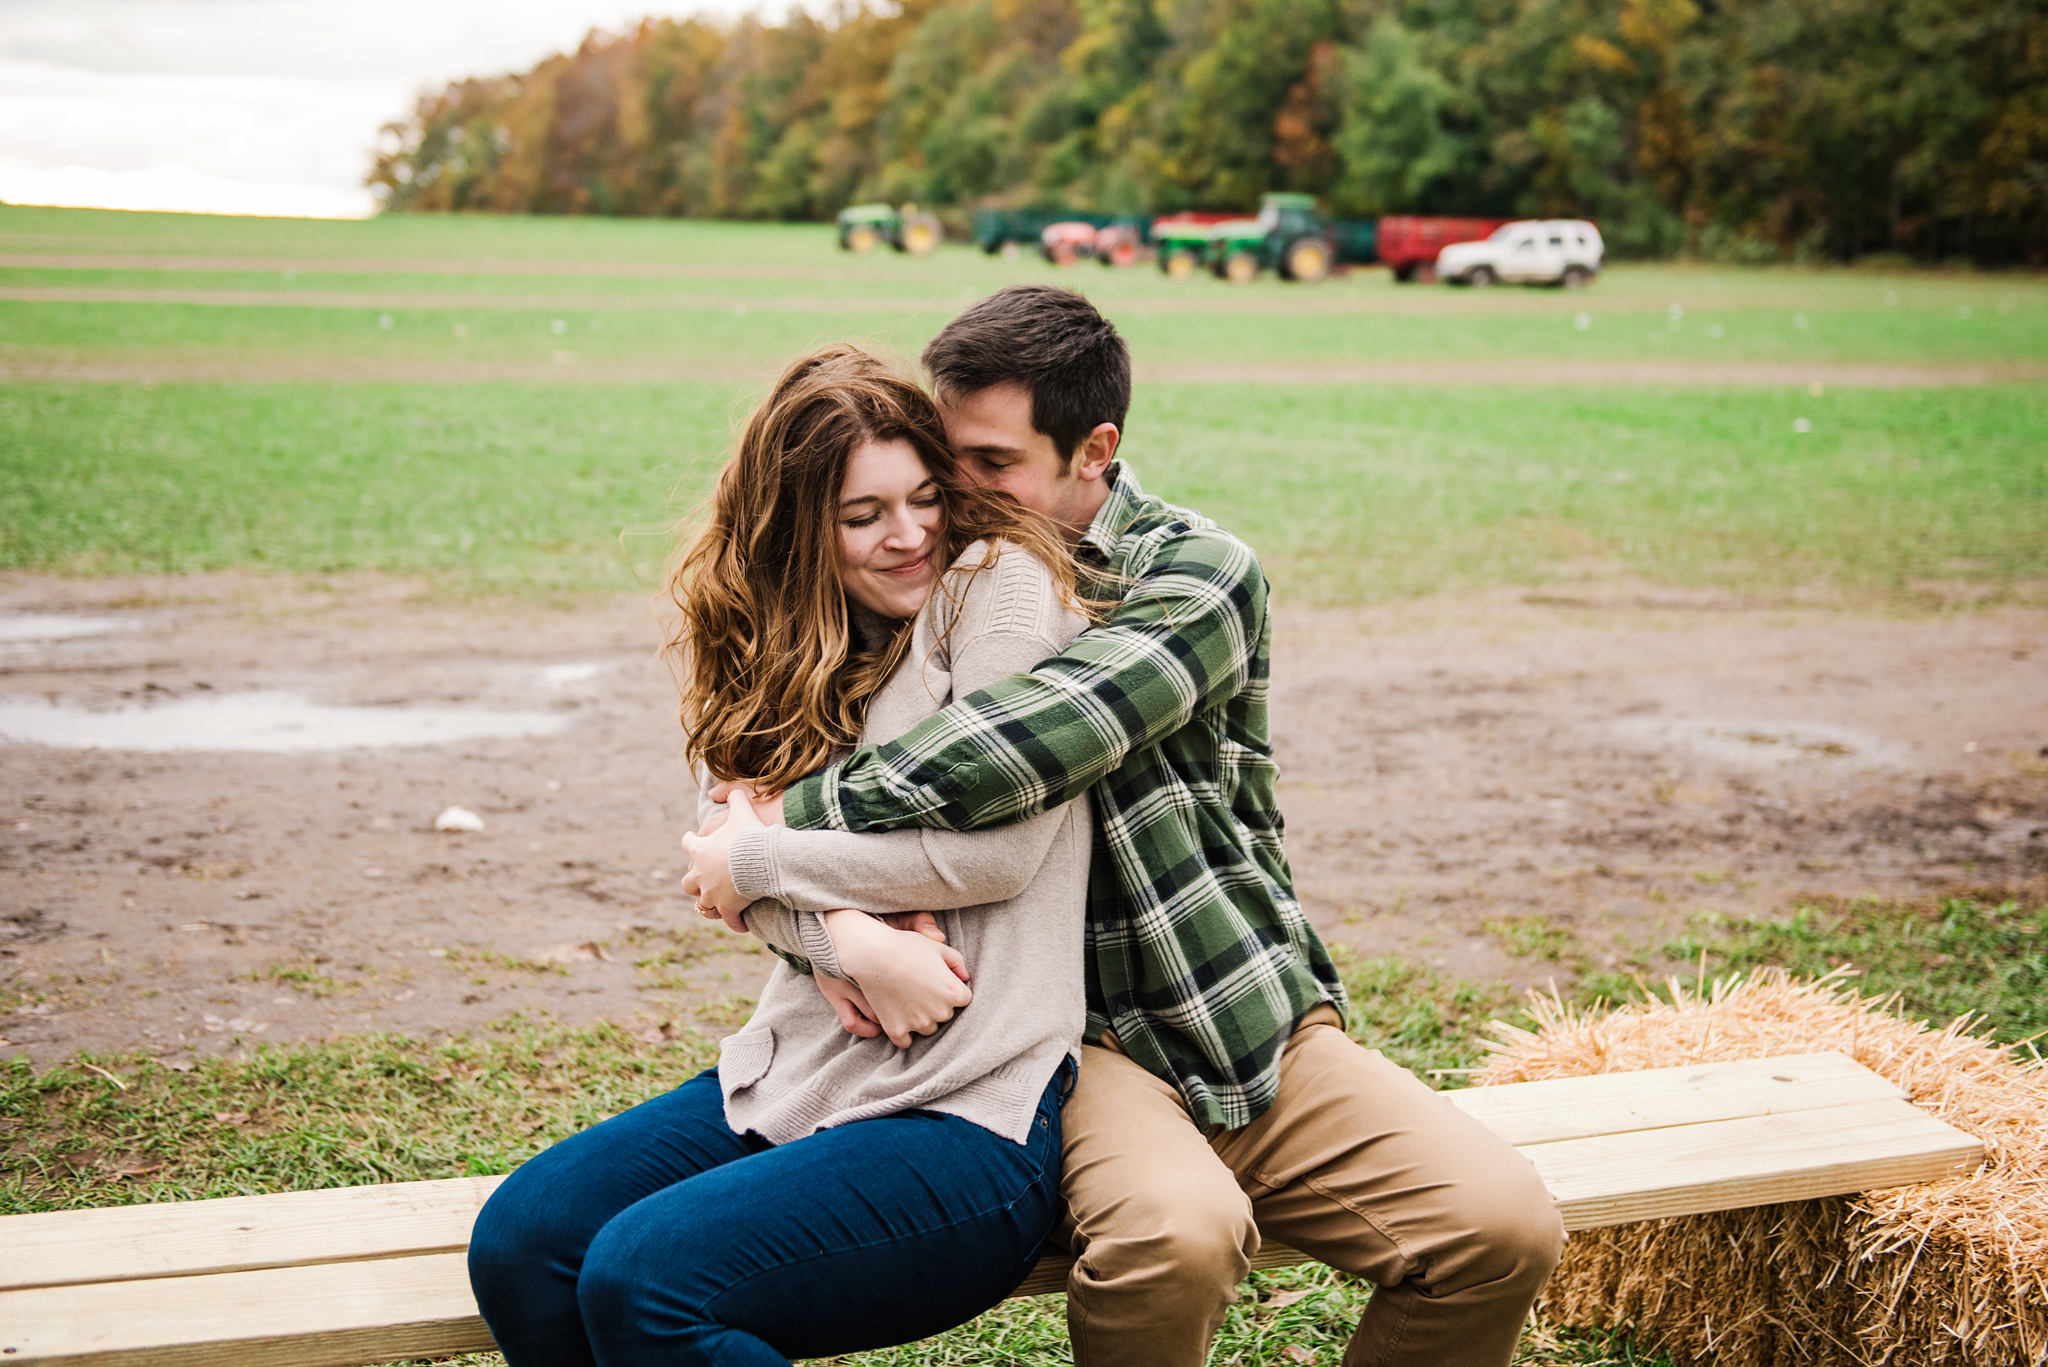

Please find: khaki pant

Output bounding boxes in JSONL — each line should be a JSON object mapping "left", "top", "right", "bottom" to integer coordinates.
{"left": 1057, "top": 1007, "right": 1563, "bottom": 1367}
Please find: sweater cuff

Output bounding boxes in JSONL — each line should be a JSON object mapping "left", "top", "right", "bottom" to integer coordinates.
{"left": 728, "top": 826, "right": 778, "bottom": 904}
{"left": 795, "top": 911, "right": 845, "bottom": 980}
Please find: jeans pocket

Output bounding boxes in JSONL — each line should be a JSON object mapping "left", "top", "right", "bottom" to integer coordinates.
{"left": 1025, "top": 1075, "right": 1066, "bottom": 1180}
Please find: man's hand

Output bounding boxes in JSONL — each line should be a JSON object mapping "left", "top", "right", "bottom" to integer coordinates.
{"left": 824, "top": 909, "right": 971, "bottom": 1048}
{"left": 813, "top": 973, "right": 883, "bottom": 1038}
{"left": 681, "top": 787, "right": 769, "bottom": 930}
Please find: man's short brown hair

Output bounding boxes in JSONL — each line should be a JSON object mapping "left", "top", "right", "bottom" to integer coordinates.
{"left": 921, "top": 284, "right": 1131, "bottom": 461}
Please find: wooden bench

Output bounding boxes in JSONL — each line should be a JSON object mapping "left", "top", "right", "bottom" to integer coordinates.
{"left": 0, "top": 1052, "right": 1982, "bottom": 1366}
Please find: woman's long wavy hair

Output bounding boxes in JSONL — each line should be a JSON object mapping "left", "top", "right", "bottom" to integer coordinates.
{"left": 666, "top": 344, "right": 1089, "bottom": 791}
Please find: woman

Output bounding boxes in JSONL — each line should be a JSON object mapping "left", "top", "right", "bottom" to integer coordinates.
{"left": 467, "top": 345, "right": 1095, "bottom": 1367}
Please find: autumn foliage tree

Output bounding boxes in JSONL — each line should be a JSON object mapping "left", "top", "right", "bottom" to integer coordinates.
{"left": 368, "top": 0, "right": 2048, "bottom": 263}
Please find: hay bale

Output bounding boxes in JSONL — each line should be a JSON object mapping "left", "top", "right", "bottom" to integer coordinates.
{"left": 1475, "top": 968, "right": 2048, "bottom": 1367}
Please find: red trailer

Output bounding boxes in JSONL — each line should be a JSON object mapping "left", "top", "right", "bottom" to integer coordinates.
{"left": 1377, "top": 216, "right": 1514, "bottom": 282}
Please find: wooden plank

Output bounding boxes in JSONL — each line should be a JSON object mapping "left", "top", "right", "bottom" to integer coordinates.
{"left": 1440, "top": 1051, "right": 1905, "bottom": 1147}
{"left": 0, "top": 1176, "right": 505, "bottom": 1293}
{"left": 0, "top": 1093, "right": 1987, "bottom": 1366}
{"left": 1529, "top": 1097, "right": 1983, "bottom": 1231}
{"left": 0, "top": 1252, "right": 493, "bottom": 1367}
{"left": 1011, "top": 1091, "right": 1982, "bottom": 1298}
{"left": 0, "top": 1053, "right": 1914, "bottom": 1296}
{"left": 0, "top": 1053, "right": 1902, "bottom": 1286}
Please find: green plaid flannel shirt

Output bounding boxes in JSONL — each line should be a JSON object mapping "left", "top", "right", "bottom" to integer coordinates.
{"left": 783, "top": 463, "right": 1346, "bottom": 1129}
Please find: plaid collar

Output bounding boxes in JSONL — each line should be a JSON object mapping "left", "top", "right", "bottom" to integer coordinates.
{"left": 1078, "top": 461, "right": 1147, "bottom": 564}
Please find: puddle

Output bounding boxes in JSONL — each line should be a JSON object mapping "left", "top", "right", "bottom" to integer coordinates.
{"left": 0, "top": 690, "right": 575, "bottom": 753}
{"left": 0, "top": 614, "right": 133, "bottom": 643}
{"left": 541, "top": 662, "right": 605, "bottom": 689}
{"left": 1618, "top": 718, "right": 1907, "bottom": 769}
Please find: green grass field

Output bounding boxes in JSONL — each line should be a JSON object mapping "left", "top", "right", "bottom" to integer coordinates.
{"left": 4, "top": 204, "right": 2045, "bottom": 605}
{"left": 9, "top": 378, "right": 2040, "bottom": 603}
{"left": 6, "top": 287, "right": 2045, "bottom": 368}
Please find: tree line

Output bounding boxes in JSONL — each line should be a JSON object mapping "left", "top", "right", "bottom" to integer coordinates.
{"left": 367, "top": 0, "right": 2048, "bottom": 263}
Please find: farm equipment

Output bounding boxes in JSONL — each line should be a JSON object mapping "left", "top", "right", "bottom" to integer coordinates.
{"left": 1161, "top": 194, "right": 1377, "bottom": 283}
{"left": 973, "top": 209, "right": 1151, "bottom": 257}
{"left": 836, "top": 203, "right": 944, "bottom": 254}
{"left": 975, "top": 209, "right": 1073, "bottom": 254}
{"left": 977, "top": 198, "right": 1375, "bottom": 280}
{"left": 1039, "top": 221, "right": 1101, "bottom": 264}
{"left": 1032, "top": 219, "right": 1152, "bottom": 266}
{"left": 1376, "top": 216, "right": 1513, "bottom": 282}
{"left": 1150, "top": 213, "right": 1237, "bottom": 278}
{"left": 1093, "top": 223, "right": 1146, "bottom": 267}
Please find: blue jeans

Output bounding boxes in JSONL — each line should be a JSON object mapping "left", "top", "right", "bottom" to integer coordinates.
{"left": 468, "top": 1067, "right": 1067, "bottom": 1366}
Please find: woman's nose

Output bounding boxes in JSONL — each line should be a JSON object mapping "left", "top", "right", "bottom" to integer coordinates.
{"left": 881, "top": 511, "right": 926, "bottom": 549}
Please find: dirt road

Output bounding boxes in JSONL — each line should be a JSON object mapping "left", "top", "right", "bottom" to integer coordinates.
{"left": 3, "top": 572, "right": 2042, "bottom": 1069}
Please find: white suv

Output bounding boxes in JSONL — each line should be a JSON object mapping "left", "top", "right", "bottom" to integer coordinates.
{"left": 1437, "top": 220, "right": 1604, "bottom": 287}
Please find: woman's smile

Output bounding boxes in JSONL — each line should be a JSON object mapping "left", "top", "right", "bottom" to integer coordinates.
{"left": 879, "top": 551, "right": 933, "bottom": 579}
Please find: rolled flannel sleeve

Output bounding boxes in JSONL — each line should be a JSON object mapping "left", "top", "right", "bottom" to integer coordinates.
{"left": 782, "top": 528, "right": 1266, "bottom": 835}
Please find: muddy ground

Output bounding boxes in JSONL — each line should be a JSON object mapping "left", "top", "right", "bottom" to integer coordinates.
{"left": 2, "top": 571, "right": 2043, "bottom": 1070}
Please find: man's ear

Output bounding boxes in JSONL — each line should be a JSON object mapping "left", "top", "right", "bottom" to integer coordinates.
{"left": 1073, "top": 423, "right": 1120, "bottom": 482}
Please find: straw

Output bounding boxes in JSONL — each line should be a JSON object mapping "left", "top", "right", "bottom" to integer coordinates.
{"left": 1474, "top": 967, "right": 2048, "bottom": 1366}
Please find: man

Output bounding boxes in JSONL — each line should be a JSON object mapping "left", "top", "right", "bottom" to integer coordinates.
{"left": 689, "top": 285, "right": 1561, "bottom": 1367}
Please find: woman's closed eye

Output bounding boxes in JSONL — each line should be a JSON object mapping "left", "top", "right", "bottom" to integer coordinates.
{"left": 847, "top": 494, "right": 938, "bottom": 529}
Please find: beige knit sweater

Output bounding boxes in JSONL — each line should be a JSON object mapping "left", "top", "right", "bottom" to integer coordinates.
{"left": 706, "top": 540, "right": 1091, "bottom": 1146}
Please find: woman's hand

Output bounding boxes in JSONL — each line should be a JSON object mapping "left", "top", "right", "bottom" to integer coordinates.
{"left": 811, "top": 914, "right": 945, "bottom": 1039}
{"left": 678, "top": 809, "right": 744, "bottom": 931}
{"left": 823, "top": 909, "right": 971, "bottom": 1048}
{"left": 877, "top": 911, "right": 945, "bottom": 940}
{"left": 812, "top": 973, "right": 883, "bottom": 1038}
{"left": 681, "top": 787, "right": 769, "bottom": 930}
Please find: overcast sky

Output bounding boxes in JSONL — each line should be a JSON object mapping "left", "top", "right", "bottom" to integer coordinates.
{"left": 0, "top": 0, "right": 775, "bottom": 218}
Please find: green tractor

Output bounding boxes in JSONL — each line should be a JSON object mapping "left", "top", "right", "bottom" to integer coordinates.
{"left": 1151, "top": 217, "right": 1223, "bottom": 279}
{"left": 1201, "top": 192, "right": 1376, "bottom": 283}
{"left": 836, "top": 203, "right": 944, "bottom": 255}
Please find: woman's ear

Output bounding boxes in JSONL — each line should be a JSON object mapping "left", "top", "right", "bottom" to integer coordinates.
{"left": 1074, "top": 423, "right": 1120, "bottom": 482}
